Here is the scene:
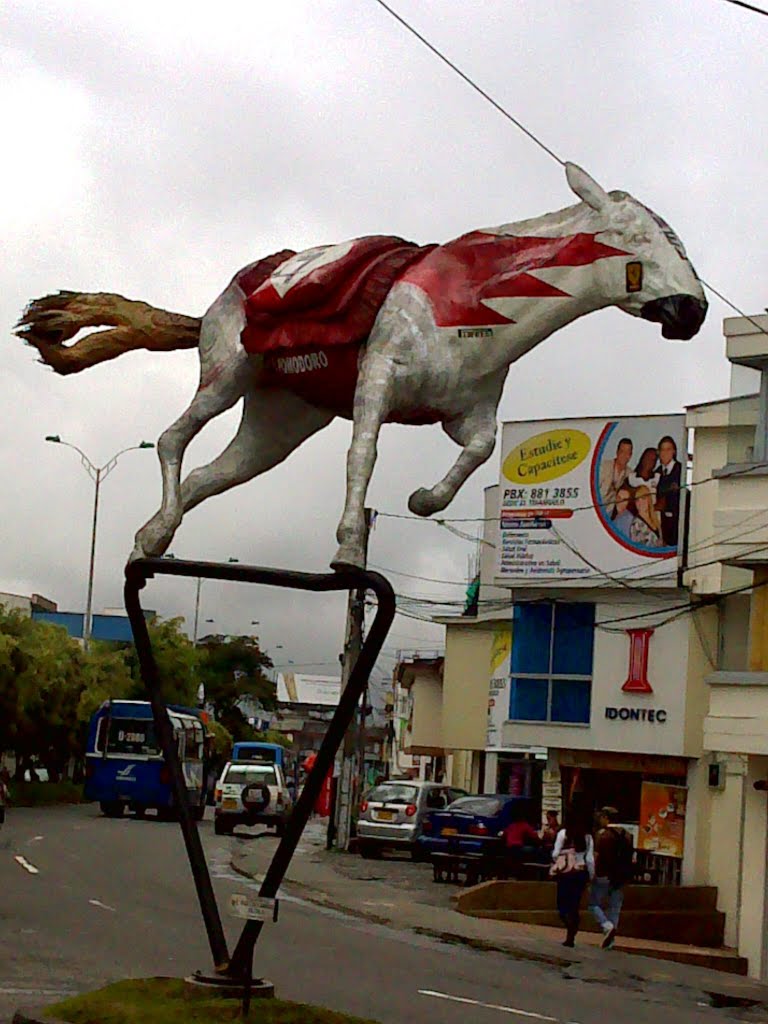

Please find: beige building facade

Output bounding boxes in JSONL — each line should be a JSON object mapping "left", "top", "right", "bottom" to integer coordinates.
{"left": 685, "top": 311, "right": 768, "bottom": 978}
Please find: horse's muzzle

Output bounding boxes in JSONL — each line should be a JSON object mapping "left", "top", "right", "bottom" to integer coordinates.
{"left": 641, "top": 294, "right": 708, "bottom": 341}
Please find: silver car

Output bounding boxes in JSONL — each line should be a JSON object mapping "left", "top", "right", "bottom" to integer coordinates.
{"left": 356, "top": 780, "right": 467, "bottom": 859}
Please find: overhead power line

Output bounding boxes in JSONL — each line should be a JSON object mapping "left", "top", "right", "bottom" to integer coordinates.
{"left": 720, "top": 0, "right": 768, "bottom": 16}
{"left": 370, "top": 0, "right": 768, "bottom": 340}
{"left": 370, "top": 0, "right": 565, "bottom": 166}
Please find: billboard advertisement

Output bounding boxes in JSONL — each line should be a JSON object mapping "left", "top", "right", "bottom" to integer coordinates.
{"left": 637, "top": 782, "right": 687, "bottom": 858}
{"left": 486, "top": 626, "right": 512, "bottom": 748}
{"left": 495, "top": 415, "right": 684, "bottom": 587}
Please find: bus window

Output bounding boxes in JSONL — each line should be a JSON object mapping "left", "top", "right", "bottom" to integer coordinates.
{"left": 95, "top": 717, "right": 108, "bottom": 753}
{"left": 107, "top": 718, "right": 160, "bottom": 756}
{"left": 185, "top": 724, "right": 203, "bottom": 760}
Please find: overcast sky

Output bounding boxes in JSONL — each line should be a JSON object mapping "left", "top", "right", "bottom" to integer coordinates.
{"left": 2, "top": 0, "right": 766, "bottom": 694}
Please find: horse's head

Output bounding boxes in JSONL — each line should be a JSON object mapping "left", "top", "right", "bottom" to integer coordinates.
{"left": 566, "top": 163, "right": 707, "bottom": 341}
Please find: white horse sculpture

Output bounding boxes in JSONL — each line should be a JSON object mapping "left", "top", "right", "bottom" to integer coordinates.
{"left": 16, "top": 164, "right": 706, "bottom": 569}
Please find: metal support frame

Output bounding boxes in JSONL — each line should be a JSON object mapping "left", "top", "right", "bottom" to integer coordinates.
{"left": 124, "top": 556, "right": 395, "bottom": 983}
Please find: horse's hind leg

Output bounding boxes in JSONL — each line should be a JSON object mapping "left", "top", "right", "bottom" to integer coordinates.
{"left": 132, "top": 285, "right": 249, "bottom": 559}
{"left": 178, "top": 387, "right": 334, "bottom": 517}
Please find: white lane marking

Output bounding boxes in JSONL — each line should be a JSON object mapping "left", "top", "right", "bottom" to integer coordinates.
{"left": 29, "top": 835, "right": 44, "bottom": 843}
{"left": 419, "top": 990, "right": 559, "bottom": 1020}
{"left": 88, "top": 898, "right": 116, "bottom": 912}
{"left": 14, "top": 855, "right": 39, "bottom": 874}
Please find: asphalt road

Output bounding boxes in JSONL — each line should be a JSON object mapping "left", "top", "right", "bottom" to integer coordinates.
{"left": 0, "top": 806, "right": 757, "bottom": 1024}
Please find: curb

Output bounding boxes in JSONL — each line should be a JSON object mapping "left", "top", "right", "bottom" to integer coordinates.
{"left": 229, "top": 853, "right": 768, "bottom": 1010}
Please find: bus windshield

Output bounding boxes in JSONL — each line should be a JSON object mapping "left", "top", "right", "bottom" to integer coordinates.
{"left": 107, "top": 718, "right": 160, "bottom": 757}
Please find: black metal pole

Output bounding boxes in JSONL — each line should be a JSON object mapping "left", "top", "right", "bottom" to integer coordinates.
{"left": 124, "top": 565, "right": 230, "bottom": 970}
{"left": 124, "top": 556, "right": 395, "bottom": 983}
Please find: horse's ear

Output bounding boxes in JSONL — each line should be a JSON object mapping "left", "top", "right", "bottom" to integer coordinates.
{"left": 565, "top": 163, "right": 610, "bottom": 212}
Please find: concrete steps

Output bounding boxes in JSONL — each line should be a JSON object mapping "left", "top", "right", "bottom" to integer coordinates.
{"left": 457, "top": 881, "right": 726, "bottom": 948}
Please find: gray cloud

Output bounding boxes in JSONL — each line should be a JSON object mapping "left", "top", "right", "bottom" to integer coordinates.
{"left": 3, "top": 0, "right": 765, "bottom": 679}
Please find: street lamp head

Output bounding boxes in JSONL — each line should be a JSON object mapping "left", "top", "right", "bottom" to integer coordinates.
{"left": 45, "top": 435, "right": 61, "bottom": 443}
{"left": 228, "top": 557, "right": 239, "bottom": 563}
{"left": 139, "top": 441, "right": 155, "bottom": 449}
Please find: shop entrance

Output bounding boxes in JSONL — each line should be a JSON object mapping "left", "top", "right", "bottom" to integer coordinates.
{"left": 497, "top": 754, "right": 544, "bottom": 816}
{"left": 561, "top": 761, "right": 687, "bottom": 885}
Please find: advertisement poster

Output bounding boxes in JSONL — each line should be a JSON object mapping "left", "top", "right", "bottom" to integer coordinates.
{"left": 486, "top": 626, "right": 512, "bottom": 748}
{"left": 638, "top": 782, "right": 687, "bottom": 858}
{"left": 495, "top": 415, "right": 685, "bottom": 588}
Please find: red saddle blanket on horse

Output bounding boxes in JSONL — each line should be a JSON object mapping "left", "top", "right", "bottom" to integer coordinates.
{"left": 237, "top": 235, "right": 434, "bottom": 416}
{"left": 237, "top": 229, "right": 624, "bottom": 417}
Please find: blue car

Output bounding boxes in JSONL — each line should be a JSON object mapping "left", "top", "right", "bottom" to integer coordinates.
{"left": 417, "top": 794, "right": 538, "bottom": 858}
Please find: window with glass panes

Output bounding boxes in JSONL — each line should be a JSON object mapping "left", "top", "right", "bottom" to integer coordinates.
{"left": 508, "top": 603, "right": 594, "bottom": 724}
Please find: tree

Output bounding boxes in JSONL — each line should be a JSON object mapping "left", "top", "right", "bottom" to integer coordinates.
{"left": 0, "top": 606, "right": 85, "bottom": 781}
{"left": 196, "top": 634, "right": 274, "bottom": 738}
{"left": 77, "top": 643, "right": 134, "bottom": 724}
{"left": 122, "top": 616, "right": 199, "bottom": 707}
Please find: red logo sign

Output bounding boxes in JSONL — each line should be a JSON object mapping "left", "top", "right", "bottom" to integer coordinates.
{"left": 622, "top": 628, "right": 654, "bottom": 694}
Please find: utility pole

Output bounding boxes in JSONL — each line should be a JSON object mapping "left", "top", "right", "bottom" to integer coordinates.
{"left": 334, "top": 508, "right": 373, "bottom": 850}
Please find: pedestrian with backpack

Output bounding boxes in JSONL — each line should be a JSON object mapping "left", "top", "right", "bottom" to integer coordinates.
{"left": 550, "top": 810, "right": 595, "bottom": 947}
{"left": 589, "top": 805, "right": 634, "bottom": 948}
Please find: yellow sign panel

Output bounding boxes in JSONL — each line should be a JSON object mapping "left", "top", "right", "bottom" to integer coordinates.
{"left": 502, "top": 428, "right": 591, "bottom": 484}
{"left": 490, "top": 627, "right": 512, "bottom": 674}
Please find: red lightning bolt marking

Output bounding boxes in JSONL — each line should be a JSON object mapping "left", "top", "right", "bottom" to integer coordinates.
{"left": 401, "top": 231, "right": 629, "bottom": 327}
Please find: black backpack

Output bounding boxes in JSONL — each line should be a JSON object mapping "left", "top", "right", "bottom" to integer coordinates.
{"left": 609, "top": 827, "right": 635, "bottom": 886}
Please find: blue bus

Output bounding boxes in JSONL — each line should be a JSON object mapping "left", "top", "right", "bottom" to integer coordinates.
{"left": 231, "top": 741, "right": 286, "bottom": 768}
{"left": 85, "top": 700, "right": 207, "bottom": 820}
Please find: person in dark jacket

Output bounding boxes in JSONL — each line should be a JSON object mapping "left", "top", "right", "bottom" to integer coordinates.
{"left": 655, "top": 435, "right": 682, "bottom": 546}
{"left": 589, "top": 806, "right": 634, "bottom": 949}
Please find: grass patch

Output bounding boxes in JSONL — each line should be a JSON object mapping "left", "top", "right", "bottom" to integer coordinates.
{"left": 8, "top": 780, "right": 85, "bottom": 806}
{"left": 50, "top": 978, "right": 379, "bottom": 1024}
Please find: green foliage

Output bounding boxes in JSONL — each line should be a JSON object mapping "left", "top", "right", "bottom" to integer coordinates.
{"left": 253, "top": 729, "right": 290, "bottom": 748}
{"left": 51, "top": 978, "right": 378, "bottom": 1024}
{"left": 122, "top": 616, "right": 198, "bottom": 707}
{"left": 77, "top": 642, "right": 134, "bottom": 725}
{"left": 0, "top": 607, "right": 199, "bottom": 774}
{"left": 205, "top": 719, "right": 233, "bottom": 762}
{"left": 8, "top": 780, "right": 85, "bottom": 806}
{"left": 196, "top": 634, "right": 275, "bottom": 737}
{"left": 0, "top": 604, "right": 85, "bottom": 777}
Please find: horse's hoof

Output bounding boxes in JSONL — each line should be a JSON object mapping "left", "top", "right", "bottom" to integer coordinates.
{"left": 408, "top": 487, "right": 441, "bottom": 517}
{"left": 331, "top": 545, "right": 365, "bottom": 571}
{"left": 128, "top": 543, "right": 146, "bottom": 563}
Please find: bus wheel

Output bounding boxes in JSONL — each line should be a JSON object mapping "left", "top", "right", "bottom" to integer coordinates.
{"left": 132, "top": 805, "right": 146, "bottom": 819}
{"left": 100, "top": 801, "right": 124, "bottom": 818}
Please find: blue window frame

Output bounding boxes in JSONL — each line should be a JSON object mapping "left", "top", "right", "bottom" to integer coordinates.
{"left": 509, "top": 603, "right": 594, "bottom": 724}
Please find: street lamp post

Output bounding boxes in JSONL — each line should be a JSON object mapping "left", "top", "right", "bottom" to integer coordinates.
{"left": 45, "top": 435, "right": 154, "bottom": 649}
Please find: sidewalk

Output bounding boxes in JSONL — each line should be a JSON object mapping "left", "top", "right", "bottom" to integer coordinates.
{"left": 230, "top": 823, "right": 768, "bottom": 1014}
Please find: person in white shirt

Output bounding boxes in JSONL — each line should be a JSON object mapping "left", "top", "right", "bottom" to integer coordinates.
{"left": 599, "top": 437, "right": 633, "bottom": 515}
{"left": 551, "top": 814, "right": 595, "bottom": 947}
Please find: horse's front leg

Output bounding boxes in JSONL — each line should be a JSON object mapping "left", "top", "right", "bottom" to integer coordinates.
{"left": 408, "top": 402, "right": 499, "bottom": 517}
{"left": 333, "top": 352, "right": 393, "bottom": 569}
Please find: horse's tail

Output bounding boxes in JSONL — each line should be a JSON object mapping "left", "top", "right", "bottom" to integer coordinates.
{"left": 14, "top": 291, "right": 202, "bottom": 375}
